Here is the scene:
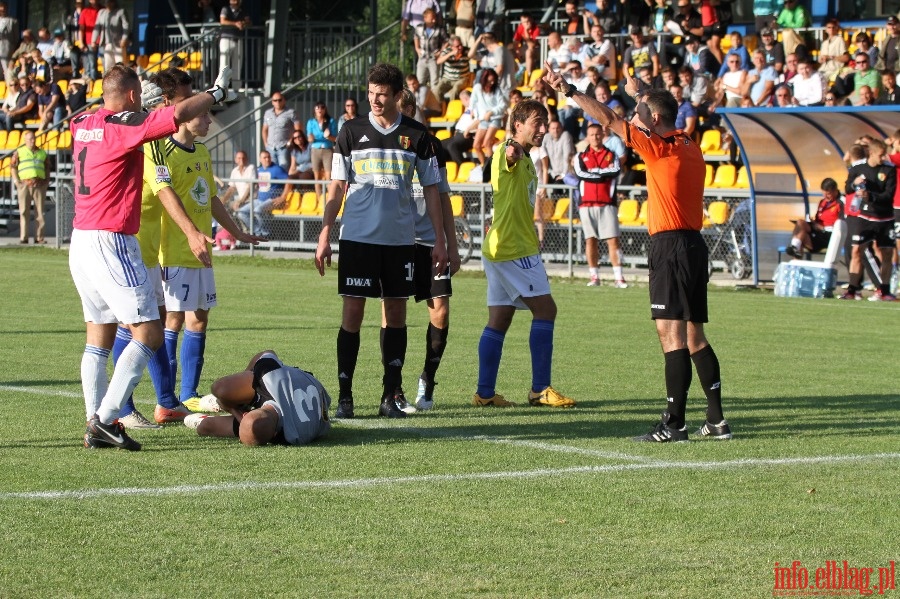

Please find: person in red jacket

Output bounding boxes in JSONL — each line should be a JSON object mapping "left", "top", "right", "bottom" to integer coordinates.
{"left": 786, "top": 178, "right": 844, "bottom": 258}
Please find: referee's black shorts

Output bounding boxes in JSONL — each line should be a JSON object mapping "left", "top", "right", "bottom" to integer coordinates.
{"left": 648, "top": 229, "right": 709, "bottom": 323}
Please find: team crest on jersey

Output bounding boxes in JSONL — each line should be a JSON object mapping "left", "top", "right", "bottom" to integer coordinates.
{"left": 155, "top": 165, "right": 171, "bottom": 182}
{"left": 398, "top": 135, "right": 411, "bottom": 149}
{"left": 878, "top": 172, "right": 886, "bottom": 181}
{"left": 190, "top": 177, "right": 211, "bottom": 206}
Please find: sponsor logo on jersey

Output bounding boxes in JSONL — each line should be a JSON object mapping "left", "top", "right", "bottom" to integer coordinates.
{"left": 75, "top": 129, "right": 104, "bottom": 142}
{"left": 355, "top": 158, "right": 407, "bottom": 175}
{"left": 345, "top": 277, "right": 372, "bottom": 287}
{"left": 190, "top": 177, "right": 211, "bottom": 206}
{"left": 651, "top": 303, "right": 666, "bottom": 309}
{"left": 155, "top": 165, "right": 171, "bottom": 182}
{"left": 359, "top": 135, "right": 370, "bottom": 142}
{"left": 398, "top": 135, "right": 411, "bottom": 149}
{"left": 373, "top": 175, "right": 399, "bottom": 189}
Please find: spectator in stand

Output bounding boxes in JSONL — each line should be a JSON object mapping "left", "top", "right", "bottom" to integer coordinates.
{"left": 823, "top": 90, "right": 837, "bottom": 107}
{"left": 414, "top": 8, "right": 447, "bottom": 90}
{"left": 562, "top": 0, "right": 582, "bottom": 35}
{"left": 853, "top": 85, "right": 876, "bottom": 106}
{"left": 785, "top": 177, "right": 843, "bottom": 258}
{"left": 337, "top": 97, "right": 358, "bottom": 132}
{"left": 585, "top": 0, "right": 620, "bottom": 36}
{"left": 530, "top": 86, "right": 556, "bottom": 118}
{"left": 671, "top": 0, "right": 704, "bottom": 66}
{"left": 566, "top": 36, "right": 592, "bottom": 69}
{"left": 10, "top": 130, "right": 49, "bottom": 244}
{"left": 772, "top": 84, "right": 793, "bottom": 107}
{"left": 401, "top": 0, "right": 442, "bottom": 44}
{"left": 715, "top": 53, "right": 747, "bottom": 108}
{"left": 544, "top": 31, "right": 571, "bottom": 71}
{"left": 473, "top": 0, "right": 505, "bottom": 40}
{"left": 28, "top": 49, "right": 52, "bottom": 83}
{"left": 559, "top": 60, "right": 591, "bottom": 140}
{"left": 753, "top": 0, "right": 780, "bottom": 34}
{"left": 780, "top": 52, "right": 798, "bottom": 84}
{"left": 585, "top": 23, "right": 616, "bottom": 79}
{"left": 512, "top": 12, "right": 541, "bottom": 74}
{"left": 406, "top": 73, "right": 442, "bottom": 123}
{"left": 584, "top": 81, "right": 625, "bottom": 123}
{"left": 854, "top": 32, "right": 879, "bottom": 68}
{"left": 840, "top": 138, "right": 897, "bottom": 301}
{"left": 717, "top": 31, "right": 751, "bottom": 78}
{"left": 817, "top": 19, "right": 849, "bottom": 84}
{"left": 236, "top": 150, "right": 291, "bottom": 237}
{"left": 759, "top": 28, "right": 785, "bottom": 73}
{"left": 656, "top": 66, "right": 677, "bottom": 91}
{"left": 0, "top": 75, "right": 36, "bottom": 131}
{"left": 36, "top": 28, "right": 53, "bottom": 60}
{"left": 877, "top": 70, "right": 900, "bottom": 105}
{"left": 622, "top": 26, "right": 659, "bottom": 79}
{"left": 835, "top": 52, "right": 881, "bottom": 104}
{"left": 671, "top": 83, "right": 697, "bottom": 135}
{"left": 683, "top": 34, "right": 719, "bottom": 79}
{"left": 531, "top": 77, "right": 559, "bottom": 116}
{"left": 744, "top": 49, "right": 779, "bottom": 107}
{"left": 791, "top": 59, "right": 824, "bottom": 106}
{"left": 65, "top": 77, "right": 87, "bottom": 115}
{"left": 679, "top": 66, "right": 710, "bottom": 117}
{"left": 447, "top": 0, "right": 476, "bottom": 49}
{"left": 10, "top": 28, "right": 35, "bottom": 64}
{"left": 776, "top": 0, "right": 811, "bottom": 59}
{"left": 877, "top": 16, "right": 900, "bottom": 73}
{"left": 78, "top": 0, "right": 100, "bottom": 81}
{"left": 222, "top": 150, "right": 256, "bottom": 213}
{"left": 623, "top": 0, "right": 651, "bottom": 32}
{"left": 307, "top": 101, "right": 337, "bottom": 198}
{"left": 442, "top": 88, "right": 477, "bottom": 164}
{"left": 34, "top": 78, "right": 65, "bottom": 130}
{"left": 94, "top": 0, "right": 129, "bottom": 73}
{"left": 435, "top": 35, "right": 471, "bottom": 101}
{"left": 483, "top": 30, "right": 517, "bottom": 95}
{"left": 571, "top": 123, "right": 625, "bottom": 288}
{"left": 262, "top": 91, "right": 300, "bottom": 172}
{"left": 0, "top": 2, "right": 18, "bottom": 80}
{"left": 49, "top": 29, "right": 76, "bottom": 81}
{"left": 219, "top": 0, "right": 251, "bottom": 90}
{"left": 288, "top": 130, "right": 314, "bottom": 181}
{"left": 469, "top": 68, "right": 507, "bottom": 166}
{"left": 543, "top": 117, "right": 574, "bottom": 183}
{"left": 698, "top": 0, "right": 726, "bottom": 65}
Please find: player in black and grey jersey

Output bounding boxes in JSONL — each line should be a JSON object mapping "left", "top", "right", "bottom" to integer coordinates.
{"left": 315, "top": 63, "right": 448, "bottom": 419}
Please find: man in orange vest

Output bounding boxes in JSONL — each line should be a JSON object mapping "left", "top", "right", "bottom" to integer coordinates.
{"left": 11, "top": 130, "right": 50, "bottom": 244}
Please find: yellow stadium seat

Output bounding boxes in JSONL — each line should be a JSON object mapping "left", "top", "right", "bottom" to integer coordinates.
{"left": 0, "top": 81, "right": 6, "bottom": 97}
{"left": 734, "top": 166, "right": 749, "bottom": 188}
{"left": 57, "top": 130, "right": 72, "bottom": 149}
{"left": 0, "top": 131, "right": 7, "bottom": 147}
{"left": 188, "top": 51, "right": 202, "bottom": 71}
{"left": 147, "top": 52, "right": 163, "bottom": 72}
{"left": 704, "top": 164, "right": 714, "bottom": 187}
{"left": 707, "top": 201, "right": 730, "bottom": 225}
{"left": 450, "top": 194, "right": 465, "bottom": 217}
{"left": 444, "top": 161, "right": 458, "bottom": 183}
{"left": 56, "top": 80, "right": 68, "bottom": 95}
{"left": 618, "top": 199, "right": 640, "bottom": 226}
{"left": 89, "top": 79, "right": 103, "bottom": 98}
{"left": 435, "top": 129, "right": 451, "bottom": 141}
{"left": 271, "top": 191, "right": 301, "bottom": 215}
{"left": 136, "top": 55, "right": 150, "bottom": 70}
{"left": 429, "top": 99, "right": 462, "bottom": 125}
{"left": 699, "top": 129, "right": 725, "bottom": 155}
{"left": 4, "top": 130, "right": 21, "bottom": 149}
{"left": 527, "top": 68, "right": 544, "bottom": 88}
{"left": 456, "top": 161, "right": 476, "bottom": 183}
{"left": 298, "top": 191, "right": 319, "bottom": 215}
{"left": 550, "top": 197, "right": 571, "bottom": 222}
{"left": 636, "top": 200, "right": 649, "bottom": 225}
{"left": 709, "top": 164, "right": 736, "bottom": 188}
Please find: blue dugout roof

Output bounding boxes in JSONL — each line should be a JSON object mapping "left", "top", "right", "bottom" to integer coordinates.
{"left": 717, "top": 105, "right": 899, "bottom": 284}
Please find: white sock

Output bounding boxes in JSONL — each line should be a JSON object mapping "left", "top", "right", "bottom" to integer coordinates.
{"left": 96, "top": 340, "right": 154, "bottom": 424}
{"left": 790, "top": 238, "right": 802, "bottom": 250}
{"left": 589, "top": 267, "right": 598, "bottom": 277}
{"left": 81, "top": 345, "right": 110, "bottom": 419}
{"left": 613, "top": 266, "right": 624, "bottom": 281}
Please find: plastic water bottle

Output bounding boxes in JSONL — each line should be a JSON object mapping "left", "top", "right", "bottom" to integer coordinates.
{"left": 851, "top": 175, "right": 866, "bottom": 212}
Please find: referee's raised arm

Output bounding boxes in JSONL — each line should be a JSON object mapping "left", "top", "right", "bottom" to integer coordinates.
{"left": 542, "top": 60, "right": 632, "bottom": 140}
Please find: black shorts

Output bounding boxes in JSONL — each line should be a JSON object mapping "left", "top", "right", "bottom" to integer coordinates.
{"left": 337, "top": 239, "right": 415, "bottom": 299}
{"left": 413, "top": 243, "right": 452, "bottom": 302}
{"left": 648, "top": 230, "right": 709, "bottom": 323}
{"left": 809, "top": 229, "right": 832, "bottom": 252}
{"left": 893, "top": 209, "right": 900, "bottom": 241}
{"left": 850, "top": 218, "right": 894, "bottom": 248}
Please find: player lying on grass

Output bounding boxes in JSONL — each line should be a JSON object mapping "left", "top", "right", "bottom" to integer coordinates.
{"left": 185, "top": 351, "right": 331, "bottom": 447}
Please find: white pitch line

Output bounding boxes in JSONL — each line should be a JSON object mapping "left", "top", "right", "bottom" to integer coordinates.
{"left": 0, "top": 384, "right": 156, "bottom": 406}
{"left": 3, "top": 452, "right": 899, "bottom": 501}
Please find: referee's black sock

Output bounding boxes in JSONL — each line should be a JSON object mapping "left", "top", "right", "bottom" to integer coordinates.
{"left": 423, "top": 323, "right": 448, "bottom": 383}
{"left": 337, "top": 327, "right": 360, "bottom": 400}
{"left": 691, "top": 345, "right": 724, "bottom": 424}
{"left": 848, "top": 272, "right": 863, "bottom": 293}
{"left": 664, "top": 348, "right": 691, "bottom": 429}
{"left": 382, "top": 326, "right": 407, "bottom": 399}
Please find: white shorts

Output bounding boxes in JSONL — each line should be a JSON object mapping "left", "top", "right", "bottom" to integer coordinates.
{"left": 69, "top": 228, "right": 158, "bottom": 325}
{"left": 162, "top": 266, "right": 218, "bottom": 312}
{"left": 148, "top": 265, "right": 165, "bottom": 306}
{"left": 483, "top": 254, "right": 551, "bottom": 309}
{"left": 579, "top": 204, "right": 620, "bottom": 240}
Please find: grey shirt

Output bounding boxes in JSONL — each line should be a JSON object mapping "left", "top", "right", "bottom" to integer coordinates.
{"left": 263, "top": 107, "right": 299, "bottom": 149}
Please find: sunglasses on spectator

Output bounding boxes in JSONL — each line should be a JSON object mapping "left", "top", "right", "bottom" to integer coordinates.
{"left": 272, "top": 97, "right": 285, "bottom": 102}
{"left": 824, "top": 95, "right": 836, "bottom": 101}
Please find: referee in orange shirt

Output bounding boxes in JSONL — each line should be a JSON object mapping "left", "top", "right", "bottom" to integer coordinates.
{"left": 542, "top": 62, "right": 731, "bottom": 442}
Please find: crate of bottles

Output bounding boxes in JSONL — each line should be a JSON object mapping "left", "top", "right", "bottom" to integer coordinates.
{"left": 773, "top": 260, "right": 837, "bottom": 299}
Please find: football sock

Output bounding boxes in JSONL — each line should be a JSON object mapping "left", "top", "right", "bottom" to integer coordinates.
{"left": 476, "top": 326, "right": 505, "bottom": 398}
{"left": 81, "top": 345, "right": 110, "bottom": 420}
{"left": 880, "top": 283, "right": 892, "bottom": 296}
{"left": 529, "top": 319, "right": 554, "bottom": 393}
{"left": 112, "top": 327, "right": 136, "bottom": 417}
{"left": 379, "top": 326, "right": 386, "bottom": 364}
{"left": 589, "top": 267, "right": 598, "bottom": 277}
{"left": 179, "top": 330, "right": 206, "bottom": 401}
{"left": 97, "top": 340, "right": 154, "bottom": 424}
{"left": 848, "top": 272, "right": 862, "bottom": 292}
{"left": 691, "top": 345, "right": 724, "bottom": 424}
{"left": 790, "top": 237, "right": 802, "bottom": 250}
{"left": 149, "top": 343, "right": 180, "bottom": 409}
{"left": 423, "top": 323, "right": 448, "bottom": 382}
{"left": 663, "top": 348, "right": 691, "bottom": 429}
{"left": 381, "top": 326, "right": 407, "bottom": 397}
{"left": 337, "top": 327, "right": 360, "bottom": 399}
{"left": 613, "top": 265, "right": 623, "bottom": 281}
{"left": 164, "top": 328, "right": 179, "bottom": 387}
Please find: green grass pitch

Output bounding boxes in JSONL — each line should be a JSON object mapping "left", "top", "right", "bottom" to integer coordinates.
{"left": 0, "top": 248, "right": 897, "bottom": 598}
